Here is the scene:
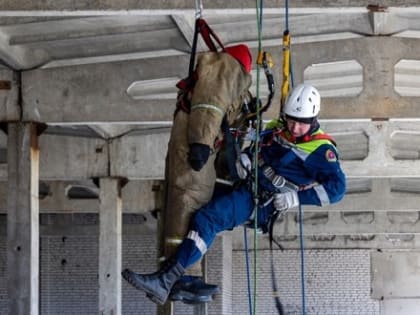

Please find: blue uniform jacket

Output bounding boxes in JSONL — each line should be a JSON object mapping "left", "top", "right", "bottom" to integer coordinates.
{"left": 174, "top": 124, "right": 347, "bottom": 270}
{"left": 258, "top": 126, "right": 346, "bottom": 206}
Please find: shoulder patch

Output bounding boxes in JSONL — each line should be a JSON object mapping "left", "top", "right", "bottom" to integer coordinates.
{"left": 326, "top": 149, "right": 337, "bottom": 162}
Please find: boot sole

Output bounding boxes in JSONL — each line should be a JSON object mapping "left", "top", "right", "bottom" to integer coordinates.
{"left": 169, "top": 290, "right": 213, "bottom": 304}
{"left": 122, "top": 269, "right": 166, "bottom": 305}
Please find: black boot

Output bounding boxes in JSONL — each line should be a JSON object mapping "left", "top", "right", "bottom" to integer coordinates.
{"left": 169, "top": 276, "right": 220, "bottom": 304}
{"left": 122, "top": 258, "right": 185, "bottom": 305}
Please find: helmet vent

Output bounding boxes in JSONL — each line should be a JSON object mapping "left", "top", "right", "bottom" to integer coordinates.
{"left": 309, "top": 97, "right": 312, "bottom": 103}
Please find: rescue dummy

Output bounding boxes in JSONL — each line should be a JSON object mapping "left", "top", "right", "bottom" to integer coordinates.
{"left": 161, "top": 44, "right": 252, "bottom": 303}
{"left": 121, "top": 83, "right": 347, "bottom": 305}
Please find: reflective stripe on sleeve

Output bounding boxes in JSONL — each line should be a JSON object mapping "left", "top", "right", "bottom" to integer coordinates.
{"left": 314, "top": 185, "right": 330, "bottom": 206}
{"left": 190, "top": 103, "right": 225, "bottom": 117}
{"left": 186, "top": 230, "right": 208, "bottom": 255}
{"left": 291, "top": 147, "right": 310, "bottom": 161}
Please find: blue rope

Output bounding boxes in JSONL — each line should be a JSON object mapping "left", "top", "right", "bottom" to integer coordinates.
{"left": 298, "top": 203, "right": 307, "bottom": 315}
{"left": 243, "top": 226, "right": 253, "bottom": 314}
{"left": 285, "top": 1, "right": 303, "bottom": 311}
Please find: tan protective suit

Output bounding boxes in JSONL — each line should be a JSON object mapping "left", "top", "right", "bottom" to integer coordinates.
{"left": 163, "top": 50, "right": 252, "bottom": 276}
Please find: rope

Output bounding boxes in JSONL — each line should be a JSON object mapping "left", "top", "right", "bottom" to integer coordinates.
{"left": 253, "top": 0, "right": 264, "bottom": 314}
{"left": 280, "top": 2, "right": 306, "bottom": 314}
{"left": 285, "top": 1, "right": 305, "bottom": 312}
{"left": 298, "top": 203, "right": 307, "bottom": 315}
{"left": 243, "top": 226, "right": 253, "bottom": 314}
{"left": 285, "top": 0, "right": 295, "bottom": 88}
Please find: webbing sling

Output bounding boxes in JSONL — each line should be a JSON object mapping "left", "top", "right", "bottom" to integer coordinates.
{"left": 188, "top": 18, "right": 224, "bottom": 79}
{"left": 176, "top": 18, "right": 225, "bottom": 114}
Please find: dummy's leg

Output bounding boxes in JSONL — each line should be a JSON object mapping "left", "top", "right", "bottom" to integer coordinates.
{"left": 163, "top": 184, "right": 220, "bottom": 303}
{"left": 164, "top": 147, "right": 219, "bottom": 303}
{"left": 122, "top": 186, "right": 253, "bottom": 305}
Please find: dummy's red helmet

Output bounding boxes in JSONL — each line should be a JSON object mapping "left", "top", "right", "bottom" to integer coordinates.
{"left": 224, "top": 44, "right": 252, "bottom": 73}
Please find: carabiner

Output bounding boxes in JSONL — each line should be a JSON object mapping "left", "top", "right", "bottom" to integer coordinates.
{"left": 195, "top": 0, "right": 203, "bottom": 19}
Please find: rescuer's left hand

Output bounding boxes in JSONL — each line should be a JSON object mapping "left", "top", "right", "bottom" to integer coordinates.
{"left": 235, "top": 153, "right": 252, "bottom": 179}
{"left": 273, "top": 190, "right": 299, "bottom": 211}
{"left": 188, "top": 143, "right": 211, "bottom": 171}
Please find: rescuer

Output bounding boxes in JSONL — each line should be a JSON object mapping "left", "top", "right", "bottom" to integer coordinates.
{"left": 122, "top": 83, "right": 346, "bottom": 305}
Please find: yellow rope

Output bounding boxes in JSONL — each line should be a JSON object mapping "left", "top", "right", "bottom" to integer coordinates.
{"left": 280, "top": 30, "right": 291, "bottom": 110}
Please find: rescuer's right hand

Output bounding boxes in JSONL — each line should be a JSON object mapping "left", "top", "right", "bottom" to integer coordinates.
{"left": 273, "top": 190, "right": 299, "bottom": 211}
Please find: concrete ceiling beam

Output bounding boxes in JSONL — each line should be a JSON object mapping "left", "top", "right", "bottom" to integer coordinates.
{"left": 0, "top": 179, "right": 164, "bottom": 214}
{"left": 38, "top": 133, "right": 108, "bottom": 180}
{"left": 0, "top": 119, "right": 417, "bottom": 180}
{"left": 0, "top": 177, "right": 419, "bottom": 214}
{"left": 110, "top": 127, "right": 169, "bottom": 180}
{"left": 0, "top": 1, "right": 419, "bottom": 11}
{"left": 293, "top": 36, "right": 420, "bottom": 119}
{"left": 21, "top": 56, "right": 188, "bottom": 123}
{"left": 18, "top": 35, "right": 420, "bottom": 122}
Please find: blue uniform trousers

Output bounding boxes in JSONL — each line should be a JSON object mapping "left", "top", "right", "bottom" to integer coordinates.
{"left": 175, "top": 185, "right": 273, "bottom": 269}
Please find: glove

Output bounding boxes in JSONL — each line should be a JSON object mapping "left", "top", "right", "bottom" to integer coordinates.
{"left": 273, "top": 190, "right": 299, "bottom": 211}
{"left": 188, "top": 143, "right": 211, "bottom": 171}
{"left": 263, "top": 166, "right": 286, "bottom": 189}
{"left": 235, "top": 153, "right": 252, "bottom": 179}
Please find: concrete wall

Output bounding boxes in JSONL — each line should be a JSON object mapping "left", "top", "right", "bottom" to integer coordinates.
{"left": 233, "top": 249, "right": 379, "bottom": 314}
{"left": 0, "top": 230, "right": 6, "bottom": 315}
{"left": 39, "top": 236, "right": 99, "bottom": 314}
{"left": 0, "top": 215, "right": 388, "bottom": 315}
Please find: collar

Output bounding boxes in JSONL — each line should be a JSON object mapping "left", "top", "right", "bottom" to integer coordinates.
{"left": 284, "top": 120, "right": 320, "bottom": 144}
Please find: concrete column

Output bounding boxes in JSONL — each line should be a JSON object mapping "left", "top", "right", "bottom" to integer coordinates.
{"left": 98, "top": 177, "right": 123, "bottom": 315}
{"left": 208, "top": 234, "right": 233, "bottom": 315}
{"left": 7, "top": 122, "right": 40, "bottom": 315}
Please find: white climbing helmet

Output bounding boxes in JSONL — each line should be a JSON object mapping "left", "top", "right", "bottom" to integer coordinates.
{"left": 283, "top": 83, "right": 321, "bottom": 120}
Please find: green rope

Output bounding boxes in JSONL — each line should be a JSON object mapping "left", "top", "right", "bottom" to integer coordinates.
{"left": 253, "top": 1, "right": 264, "bottom": 314}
